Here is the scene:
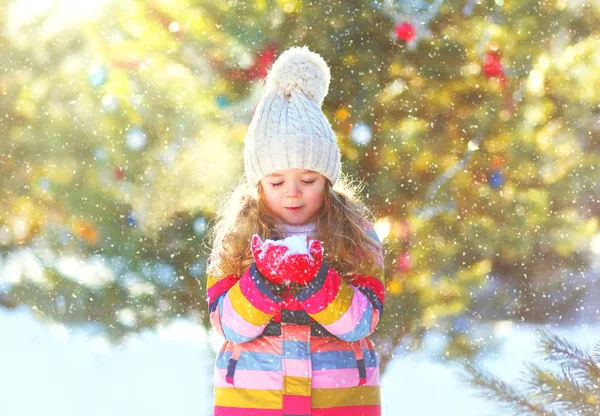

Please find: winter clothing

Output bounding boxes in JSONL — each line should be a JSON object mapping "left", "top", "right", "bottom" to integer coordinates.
{"left": 211, "top": 44, "right": 383, "bottom": 415}
{"left": 207, "top": 220, "right": 385, "bottom": 415}
{"left": 251, "top": 234, "right": 324, "bottom": 286}
{"left": 243, "top": 46, "right": 341, "bottom": 187}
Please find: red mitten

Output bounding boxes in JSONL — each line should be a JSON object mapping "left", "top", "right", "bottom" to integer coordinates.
{"left": 251, "top": 234, "right": 289, "bottom": 285}
{"left": 250, "top": 235, "right": 324, "bottom": 286}
{"left": 281, "top": 239, "right": 323, "bottom": 285}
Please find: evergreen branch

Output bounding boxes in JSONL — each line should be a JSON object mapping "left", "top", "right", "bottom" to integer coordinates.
{"left": 524, "top": 362, "right": 600, "bottom": 415}
{"left": 535, "top": 328, "right": 600, "bottom": 389}
{"left": 459, "top": 360, "right": 560, "bottom": 416}
{"left": 593, "top": 342, "right": 600, "bottom": 365}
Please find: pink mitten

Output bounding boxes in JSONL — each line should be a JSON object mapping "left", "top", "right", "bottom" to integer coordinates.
{"left": 250, "top": 235, "right": 324, "bottom": 286}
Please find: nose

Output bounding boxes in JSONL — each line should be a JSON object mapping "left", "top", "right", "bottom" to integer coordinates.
{"left": 285, "top": 182, "right": 301, "bottom": 197}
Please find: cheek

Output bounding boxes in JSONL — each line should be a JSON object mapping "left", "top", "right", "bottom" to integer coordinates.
{"left": 308, "top": 188, "right": 325, "bottom": 205}
{"left": 264, "top": 190, "right": 281, "bottom": 208}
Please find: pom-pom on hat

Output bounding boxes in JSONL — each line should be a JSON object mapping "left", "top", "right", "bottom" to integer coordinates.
{"left": 243, "top": 45, "right": 341, "bottom": 187}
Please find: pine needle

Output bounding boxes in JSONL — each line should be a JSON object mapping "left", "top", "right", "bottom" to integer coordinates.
{"left": 459, "top": 359, "right": 560, "bottom": 416}
{"left": 524, "top": 362, "right": 600, "bottom": 415}
{"left": 535, "top": 328, "right": 600, "bottom": 389}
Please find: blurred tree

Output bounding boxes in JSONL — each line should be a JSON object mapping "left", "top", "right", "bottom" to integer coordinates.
{"left": 0, "top": 0, "right": 599, "bottom": 373}
{"left": 461, "top": 328, "right": 600, "bottom": 416}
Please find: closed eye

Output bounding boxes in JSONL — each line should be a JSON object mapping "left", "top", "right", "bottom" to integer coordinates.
{"left": 271, "top": 180, "right": 315, "bottom": 188}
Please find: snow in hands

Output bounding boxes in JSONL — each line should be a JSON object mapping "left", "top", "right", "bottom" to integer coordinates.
{"left": 261, "top": 235, "right": 310, "bottom": 257}
{"left": 251, "top": 234, "right": 324, "bottom": 286}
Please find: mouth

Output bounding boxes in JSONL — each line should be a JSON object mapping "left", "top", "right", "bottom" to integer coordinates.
{"left": 286, "top": 206, "right": 303, "bottom": 211}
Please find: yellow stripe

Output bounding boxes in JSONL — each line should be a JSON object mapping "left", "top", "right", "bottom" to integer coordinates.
{"left": 228, "top": 283, "right": 273, "bottom": 326}
{"left": 207, "top": 274, "right": 220, "bottom": 290}
{"left": 284, "top": 376, "right": 311, "bottom": 396}
{"left": 310, "top": 280, "right": 354, "bottom": 325}
{"left": 312, "top": 386, "right": 380, "bottom": 408}
{"left": 214, "top": 386, "right": 282, "bottom": 409}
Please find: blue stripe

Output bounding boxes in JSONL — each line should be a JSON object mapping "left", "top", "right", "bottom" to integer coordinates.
{"left": 250, "top": 264, "right": 285, "bottom": 304}
{"left": 336, "top": 302, "right": 374, "bottom": 342}
{"left": 218, "top": 296, "right": 257, "bottom": 343}
{"left": 216, "top": 351, "right": 282, "bottom": 371}
{"left": 294, "top": 262, "right": 328, "bottom": 302}
{"left": 311, "top": 349, "right": 378, "bottom": 370}
{"left": 282, "top": 340, "right": 309, "bottom": 360}
{"left": 209, "top": 292, "right": 227, "bottom": 314}
{"left": 356, "top": 286, "right": 383, "bottom": 316}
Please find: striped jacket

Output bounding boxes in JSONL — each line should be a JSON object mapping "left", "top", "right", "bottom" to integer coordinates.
{"left": 207, "top": 227, "right": 385, "bottom": 415}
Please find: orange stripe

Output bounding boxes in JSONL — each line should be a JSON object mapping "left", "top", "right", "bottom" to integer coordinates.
{"left": 224, "top": 337, "right": 282, "bottom": 354}
{"left": 311, "top": 336, "right": 375, "bottom": 353}
{"left": 282, "top": 323, "right": 311, "bottom": 341}
{"left": 222, "top": 331, "right": 375, "bottom": 354}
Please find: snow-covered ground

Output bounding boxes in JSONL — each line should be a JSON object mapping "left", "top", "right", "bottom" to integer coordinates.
{"left": 1, "top": 306, "right": 598, "bottom": 416}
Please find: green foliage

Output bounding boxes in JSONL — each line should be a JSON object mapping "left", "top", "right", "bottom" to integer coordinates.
{"left": 0, "top": 0, "right": 598, "bottom": 369}
{"left": 461, "top": 328, "right": 600, "bottom": 416}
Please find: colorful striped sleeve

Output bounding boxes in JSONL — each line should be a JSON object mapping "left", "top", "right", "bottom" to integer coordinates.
{"left": 293, "top": 220, "right": 385, "bottom": 342}
{"left": 207, "top": 264, "right": 285, "bottom": 343}
{"left": 293, "top": 264, "right": 385, "bottom": 342}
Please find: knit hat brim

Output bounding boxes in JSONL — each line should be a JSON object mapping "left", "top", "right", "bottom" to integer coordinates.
{"left": 245, "top": 134, "right": 340, "bottom": 186}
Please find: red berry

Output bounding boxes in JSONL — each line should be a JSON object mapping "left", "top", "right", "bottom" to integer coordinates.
{"left": 483, "top": 50, "right": 504, "bottom": 78}
{"left": 395, "top": 22, "right": 416, "bottom": 42}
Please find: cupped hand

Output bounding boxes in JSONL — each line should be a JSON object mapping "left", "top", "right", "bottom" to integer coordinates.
{"left": 250, "top": 235, "right": 324, "bottom": 286}
{"left": 281, "top": 239, "right": 323, "bottom": 285}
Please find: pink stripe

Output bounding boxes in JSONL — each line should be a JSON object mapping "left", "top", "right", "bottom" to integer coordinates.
{"left": 312, "top": 405, "right": 381, "bottom": 416}
{"left": 283, "top": 394, "right": 311, "bottom": 412}
{"left": 209, "top": 310, "right": 225, "bottom": 337}
{"left": 302, "top": 269, "right": 342, "bottom": 314}
{"left": 221, "top": 295, "right": 265, "bottom": 338}
{"left": 214, "top": 368, "right": 282, "bottom": 390}
{"left": 322, "top": 286, "right": 367, "bottom": 334}
{"left": 239, "top": 269, "right": 279, "bottom": 313}
{"left": 312, "top": 367, "right": 380, "bottom": 388}
{"left": 282, "top": 358, "right": 310, "bottom": 378}
{"left": 214, "top": 406, "right": 282, "bottom": 416}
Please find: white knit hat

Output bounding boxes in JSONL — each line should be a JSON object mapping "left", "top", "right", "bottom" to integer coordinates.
{"left": 243, "top": 45, "right": 341, "bottom": 187}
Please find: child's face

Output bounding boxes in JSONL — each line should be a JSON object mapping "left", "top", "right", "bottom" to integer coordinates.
{"left": 260, "top": 168, "right": 326, "bottom": 225}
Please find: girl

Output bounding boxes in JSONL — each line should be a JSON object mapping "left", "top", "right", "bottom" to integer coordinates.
{"left": 205, "top": 46, "right": 386, "bottom": 416}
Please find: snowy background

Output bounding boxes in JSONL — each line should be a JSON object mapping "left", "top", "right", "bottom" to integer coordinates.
{"left": 1, "top": 0, "right": 599, "bottom": 415}
{"left": 2, "top": 306, "right": 599, "bottom": 416}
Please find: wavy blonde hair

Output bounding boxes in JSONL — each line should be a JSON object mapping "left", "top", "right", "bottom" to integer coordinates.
{"left": 204, "top": 173, "right": 385, "bottom": 284}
